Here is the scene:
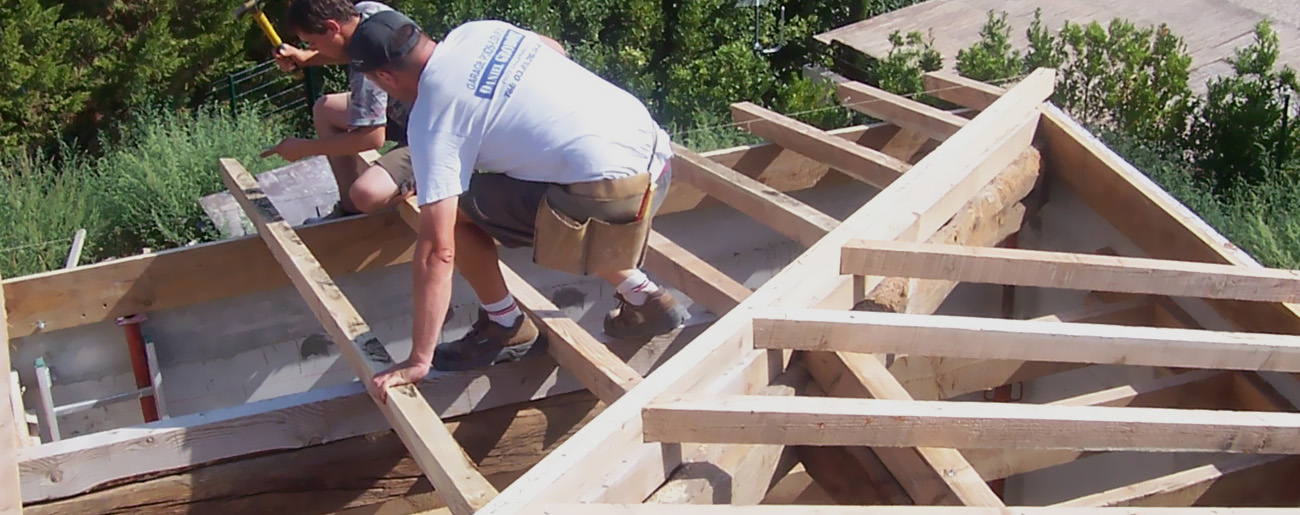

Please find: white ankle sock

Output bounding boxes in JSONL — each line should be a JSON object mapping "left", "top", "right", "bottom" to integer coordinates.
{"left": 482, "top": 294, "right": 522, "bottom": 326}
{"left": 616, "top": 270, "right": 660, "bottom": 306}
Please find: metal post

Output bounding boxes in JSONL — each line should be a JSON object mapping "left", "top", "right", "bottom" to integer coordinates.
{"left": 303, "top": 65, "right": 318, "bottom": 113}
{"left": 33, "top": 357, "right": 59, "bottom": 443}
{"left": 228, "top": 74, "right": 239, "bottom": 118}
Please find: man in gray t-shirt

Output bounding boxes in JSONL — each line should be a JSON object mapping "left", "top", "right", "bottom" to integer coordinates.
{"left": 262, "top": 0, "right": 416, "bottom": 224}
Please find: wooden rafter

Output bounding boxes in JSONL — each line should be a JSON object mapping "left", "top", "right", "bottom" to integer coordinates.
{"left": 473, "top": 67, "right": 1057, "bottom": 514}
{"left": 219, "top": 159, "right": 497, "bottom": 515}
{"left": 836, "top": 81, "right": 968, "bottom": 141}
{"left": 754, "top": 308, "right": 1300, "bottom": 372}
{"left": 729, "top": 101, "right": 908, "bottom": 188}
{"left": 642, "top": 395, "right": 1300, "bottom": 453}
{"left": 672, "top": 142, "right": 837, "bottom": 246}
{"left": 841, "top": 239, "right": 1300, "bottom": 303}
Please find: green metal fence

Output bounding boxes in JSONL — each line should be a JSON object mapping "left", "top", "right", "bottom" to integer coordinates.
{"left": 208, "top": 59, "right": 347, "bottom": 120}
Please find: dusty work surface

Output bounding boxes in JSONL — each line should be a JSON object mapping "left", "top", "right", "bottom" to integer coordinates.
{"left": 817, "top": 0, "right": 1300, "bottom": 94}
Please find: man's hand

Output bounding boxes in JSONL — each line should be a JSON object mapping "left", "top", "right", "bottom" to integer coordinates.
{"left": 369, "top": 358, "right": 431, "bottom": 404}
{"left": 260, "top": 137, "right": 314, "bottom": 162}
{"left": 273, "top": 44, "right": 309, "bottom": 72}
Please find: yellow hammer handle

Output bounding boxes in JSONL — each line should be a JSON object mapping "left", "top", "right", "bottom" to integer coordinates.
{"left": 252, "top": 10, "right": 283, "bottom": 47}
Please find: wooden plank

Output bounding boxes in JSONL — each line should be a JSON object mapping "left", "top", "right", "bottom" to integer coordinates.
{"left": 924, "top": 70, "right": 1300, "bottom": 337}
{"left": 671, "top": 142, "right": 838, "bottom": 246}
{"left": 398, "top": 197, "right": 640, "bottom": 404}
{"left": 730, "top": 101, "right": 909, "bottom": 188}
{"left": 219, "top": 158, "right": 496, "bottom": 515}
{"left": 756, "top": 309, "right": 1300, "bottom": 373}
{"left": 538, "top": 506, "right": 1300, "bottom": 515}
{"left": 837, "top": 81, "right": 968, "bottom": 141}
{"left": 641, "top": 395, "right": 1300, "bottom": 453}
{"left": 3, "top": 211, "right": 417, "bottom": 339}
{"left": 0, "top": 275, "right": 22, "bottom": 514}
{"left": 16, "top": 324, "right": 698, "bottom": 504}
{"left": 965, "top": 370, "right": 1233, "bottom": 481}
{"left": 24, "top": 391, "right": 603, "bottom": 515}
{"left": 1055, "top": 454, "right": 1300, "bottom": 508}
{"left": 841, "top": 240, "right": 1300, "bottom": 303}
{"left": 645, "top": 365, "right": 808, "bottom": 505}
{"left": 475, "top": 68, "right": 1055, "bottom": 514}
{"left": 644, "top": 230, "right": 751, "bottom": 315}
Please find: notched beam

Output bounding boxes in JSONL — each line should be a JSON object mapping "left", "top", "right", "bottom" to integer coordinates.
{"left": 730, "top": 101, "right": 908, "bottom": 188}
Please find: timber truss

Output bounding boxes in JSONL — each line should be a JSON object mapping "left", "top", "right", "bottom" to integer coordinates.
{"left": 8, "top": 69, "right": 1300, "bottom": 514}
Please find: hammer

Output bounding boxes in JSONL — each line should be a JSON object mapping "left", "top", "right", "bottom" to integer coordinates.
{"left": 233, "top": 0, "right": 303, "bottom": 80}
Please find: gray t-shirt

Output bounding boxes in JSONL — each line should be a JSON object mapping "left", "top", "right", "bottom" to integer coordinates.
{"left": 349, "top": 1, "right": 412, "bottom": 143}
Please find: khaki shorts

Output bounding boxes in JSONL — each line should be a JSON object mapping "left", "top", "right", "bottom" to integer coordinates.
{"left": 459, "top": 164, "right": 673, "bottom": 275}
{"left": 374, "top": 145, "right": 416, "bottom": 196}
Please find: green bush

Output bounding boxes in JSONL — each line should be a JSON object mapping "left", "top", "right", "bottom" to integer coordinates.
{"left": 955, "top": 10, "right": 1021, "bottom": 83}
{"left": 0, "top": 104, "right": 292, "bottom": 278}
{"left": 1187, "top": 20, "right": 1300, "bottom": 192}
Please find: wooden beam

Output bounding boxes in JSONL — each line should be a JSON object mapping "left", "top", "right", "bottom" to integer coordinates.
{"left": 836, "top": 81, "right": 967, "bottom": 141}
{"left": 398, "top": 197, "right": 640, "bottom": 404}
{"left": 671, "top": 142, "right": 838, "bottom": 246}
{"left": 1, "top": 274, "right": 22, "bottom": 514}
{"left": 924, "top": 70, "right": 1300, "bottom": 337}
{"left": 474, "top": 67, "right": 1055, "bottom": 514}
{"left": 842, "top": 240, "right": 1300, "bottom": 303}
{"left": 965, "top": 370, "right": 1233, "bottom": 481}
{"left": 537, "top": 505, "right": 1299, "bottom": 514}
{"left": 642, "top": 395, "right": 1300, "bottom": 453}
{"left": 644, "top": 230, "right": 751, "bottom": 315}
{"left": 755, "top": 308, "right": 1300, "bottom": 373}
{"left": 23, "top": 391, "right": 603, "bottom": 515}
{"left": 1054, "top": 454, "right": 1300, "bottom": 507}
{"left": 730, "top": 101, "right": 909, "bottom": 188}
{"left": 17, "top": 323, "right": 696, "bottom": 504}
{"left": 219, "top": 158, "right": 496, "bottom": 515}
{"left": 645, "top": 365, "right": 808, "bottom": 505}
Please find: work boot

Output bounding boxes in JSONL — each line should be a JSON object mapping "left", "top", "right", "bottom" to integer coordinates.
{"left": 303, "top": 202, "right": 361, "bottom": 225}
{"left": 433, "top": 308, "right": 544, "bottom": 371}
{"left": 603, "top": 289, "right": 690, "bottom": 340}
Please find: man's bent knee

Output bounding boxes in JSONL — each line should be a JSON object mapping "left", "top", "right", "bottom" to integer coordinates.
{"left": 349, "top": 164, "right": 402, "bottom": 213}
{"left": 313, "top": 93, "right": 350, "bottom": 131}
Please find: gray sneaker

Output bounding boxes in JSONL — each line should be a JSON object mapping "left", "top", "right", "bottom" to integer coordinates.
{"left": 303, "top": 202, "right": 361, "bottom": 225}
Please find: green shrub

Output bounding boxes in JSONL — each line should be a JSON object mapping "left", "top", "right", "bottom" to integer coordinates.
{"left": 873, "top": 29, "right": 943, "bottom": 96}
{"left": 1187, "top": 20, "right": 1300, "bottom": 192}
{"left": 0, "top": 103, "right": 292, "bottom": 277}
{"left": 955, "top": 10, "right": 1022, "bottom": 83}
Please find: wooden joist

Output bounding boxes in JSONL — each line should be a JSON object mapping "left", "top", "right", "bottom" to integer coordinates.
{"left": 754, "top": 308, "right": 1300, "bottom": 373}
{"left": 644, "top": 230, "right": 751, "bottom": 314}
{"left": 641, "top": 395, "right": 1300, "bottom": 453}
{"left": 0, "top": 274, "right": 21, "bottom": 514}
{"left": 671, "top": 142, "right": 838, "bottom": 246}
{"left": 219, "top": 159, "right": 497, "bottom": 515}
{"left": 836, "top": 81, "right": 967, "bottom": 141}
{"left": 841, "top": 239, "right": 1300, "bottom": 303}
{"left": 730, "top": 101, "right": 909, "bottom": 188}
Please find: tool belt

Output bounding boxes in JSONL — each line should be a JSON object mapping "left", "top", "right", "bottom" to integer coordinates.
{"left": 532, "top": 170, "right": 656, "bottom": 276}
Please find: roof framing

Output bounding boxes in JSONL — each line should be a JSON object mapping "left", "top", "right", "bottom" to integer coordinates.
{"left": 9, "top": 66, "right": 1300, "bottom": 513}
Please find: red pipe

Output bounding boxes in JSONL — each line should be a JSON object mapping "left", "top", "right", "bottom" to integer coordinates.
{"left": 117, "top": 314, "right": 159, "bottom": 423}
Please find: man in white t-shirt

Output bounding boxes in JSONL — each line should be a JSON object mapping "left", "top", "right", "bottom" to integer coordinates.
{"left": 345, "top": 11, "right": 689, "bottom": 399}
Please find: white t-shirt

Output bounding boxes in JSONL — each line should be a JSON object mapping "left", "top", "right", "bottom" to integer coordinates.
{"left": 408, "top": 20, "right": 673, "bottom": 206}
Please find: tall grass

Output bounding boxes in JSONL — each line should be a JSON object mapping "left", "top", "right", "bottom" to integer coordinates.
{"left": 1098, "top": 128, "right": 1300, "bottom": 269}
{"left": 0, "top": 103, "right": 294, "bottom": 278}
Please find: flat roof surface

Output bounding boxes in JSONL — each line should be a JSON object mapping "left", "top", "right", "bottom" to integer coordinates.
{"left": 817, "top": 0, "right": 1300, "bottom": 94}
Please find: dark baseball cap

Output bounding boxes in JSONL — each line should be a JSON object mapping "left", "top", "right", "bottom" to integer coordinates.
{"left": 347, "top": 9, "right": 422, "bottom": 72}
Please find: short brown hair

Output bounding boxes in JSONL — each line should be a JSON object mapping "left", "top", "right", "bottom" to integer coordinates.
{"left": 286, "top": 0, "right": 358, "bottom": 35}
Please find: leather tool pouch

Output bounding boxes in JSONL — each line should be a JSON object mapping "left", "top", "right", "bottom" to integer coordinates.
{"left": 533, "top": 183, "right": 653, "bottom": 276}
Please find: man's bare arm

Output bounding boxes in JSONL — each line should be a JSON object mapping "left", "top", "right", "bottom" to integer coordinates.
{"left": 368, "top": 194, "right": 457, "bottom": 403}
{"left": 538, "top": 34, "right": 567, "bottom": 57}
